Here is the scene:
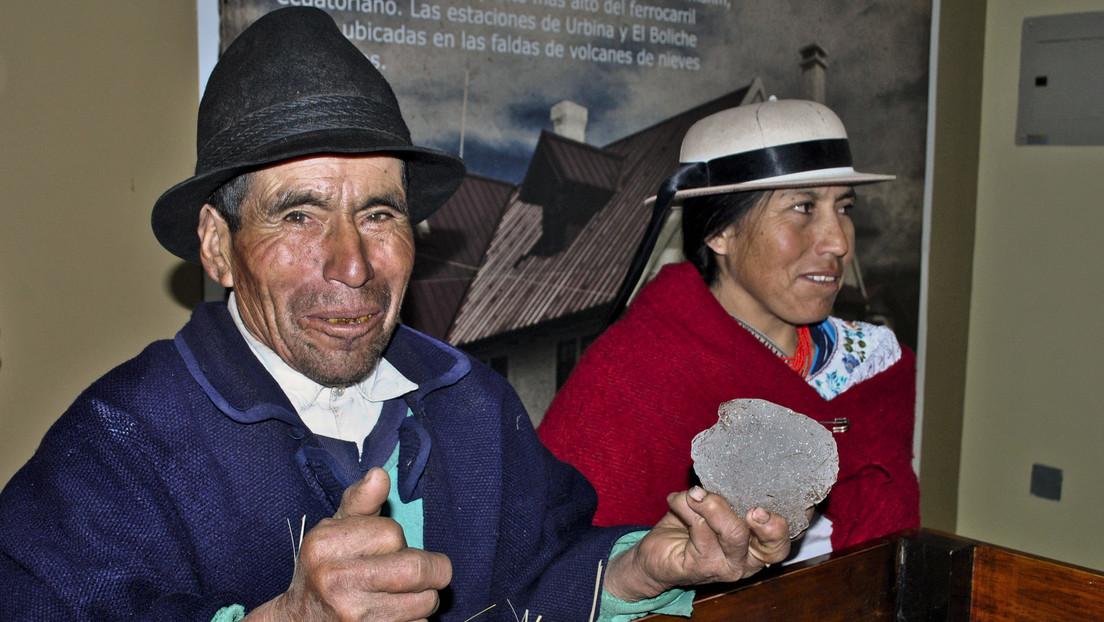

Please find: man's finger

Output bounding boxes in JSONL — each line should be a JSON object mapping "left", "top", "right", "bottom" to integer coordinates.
{"left": 290, "top": 548, "right": 452, "bottom": 621}
{"left": 345, "top": 548, "right": 453, "bottom": 594}
{"left": 334, "top": 467, "right": 391, "bottom": 519}
{"left": 680, "top": 488, "right": 752, "bottom": 561}
{"left": 744, "top": 507, "right": 791, "bottom": 565}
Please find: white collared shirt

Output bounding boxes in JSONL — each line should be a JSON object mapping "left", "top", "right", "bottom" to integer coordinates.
{"left": 226, "top": 293, "right": 417, "bottom": 455}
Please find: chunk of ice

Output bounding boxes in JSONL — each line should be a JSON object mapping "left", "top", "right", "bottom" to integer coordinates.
{"left": 690, "top": 398, "right": 839, "bottom": 538}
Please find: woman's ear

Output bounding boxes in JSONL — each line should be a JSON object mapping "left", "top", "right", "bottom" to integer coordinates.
{"left": 705, "top": 228, "right": 732, "bottom": 256}
{"left": 198, "top": 205, "right": 235, "bottom": 288}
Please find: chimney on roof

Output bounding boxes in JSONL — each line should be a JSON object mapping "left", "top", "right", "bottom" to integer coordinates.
{"left": 800, "top": 43, "right": 828, "bottom": 104}
{"left": 551, "top": 100, "right": 588, "bottom": 143}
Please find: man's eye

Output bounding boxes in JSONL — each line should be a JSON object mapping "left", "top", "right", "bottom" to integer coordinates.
{"left": 792, "top": 202, "right": 814, "bottom": 214}
{"left": 283, "top": 211, "right": 308, "bottom": 224}
{"left": 365, "top": 210, "right": 395, "bottom": 223}
{"left": 838, "top": 203, "right": 855, "bottom": 215}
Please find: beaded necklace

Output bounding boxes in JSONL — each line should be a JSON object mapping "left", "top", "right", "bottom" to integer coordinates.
{"left": 732, "top": 317, "right": 785, "bottom": 356}
{"left": 733, "top": 317, "right": 813, "bottom": 377}
{"left": 781, "top": 326, "right": 813, "bottom": 377}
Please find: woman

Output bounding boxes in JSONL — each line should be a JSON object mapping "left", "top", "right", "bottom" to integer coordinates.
{"left": 538, "top": 99, "right": 920, "bottom": 560}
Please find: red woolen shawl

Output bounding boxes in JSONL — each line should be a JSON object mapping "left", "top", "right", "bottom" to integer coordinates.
{"left": 538, "top": 262, "right": 919, "bottom": 550}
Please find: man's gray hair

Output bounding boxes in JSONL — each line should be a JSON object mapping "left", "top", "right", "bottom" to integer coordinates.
{"left": 206, "top": 171, "right": 255, "bottom": 233}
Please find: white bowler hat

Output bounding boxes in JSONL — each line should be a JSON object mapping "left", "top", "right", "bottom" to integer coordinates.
{"left": 616, "top": 99, "right": 895, "bottom": 320}
{"left": 649, "top": 98, "right": 894, "bottom": 206}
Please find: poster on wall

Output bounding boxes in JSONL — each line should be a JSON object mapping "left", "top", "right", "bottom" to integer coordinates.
{"left": 213, "top": 0, "right": 931, "bottom": 357}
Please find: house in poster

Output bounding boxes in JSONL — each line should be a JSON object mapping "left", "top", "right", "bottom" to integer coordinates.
{"left": 403, "top": 78, "right": 767, "bottom": 421}
{"left": 402, "top": 46, "right": 885, "bottom": 422}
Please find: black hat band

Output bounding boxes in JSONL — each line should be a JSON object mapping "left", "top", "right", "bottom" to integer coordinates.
{"left": 198, "top": 94, "right": 408, "bottom": 172}
{"left": 699, "top": 138, "right": 853, "bottom": 189}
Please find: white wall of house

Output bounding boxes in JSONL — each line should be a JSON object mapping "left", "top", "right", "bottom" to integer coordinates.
{"left": 467, "top": 326, "right": 599, "bottom": 428}
{"left": 502, "top": 339, "right": 559, "bottom": 427}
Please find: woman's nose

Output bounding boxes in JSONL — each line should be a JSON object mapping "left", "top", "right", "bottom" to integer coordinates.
{"left": 815, "top": 210, "right": 852, "bottom": 257}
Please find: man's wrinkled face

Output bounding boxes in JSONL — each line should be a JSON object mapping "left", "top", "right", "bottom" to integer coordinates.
{"left": 199, "top": 155, "right": 413, "bottom": 387}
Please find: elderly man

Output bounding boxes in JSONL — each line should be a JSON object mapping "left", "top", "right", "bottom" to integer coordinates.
{"left": 0, "top": 7, "right": 790, "bottom": 621}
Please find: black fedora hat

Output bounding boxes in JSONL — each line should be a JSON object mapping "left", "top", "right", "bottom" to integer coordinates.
{"left": 152, "top": 6, "right": 466, "bottom": 263}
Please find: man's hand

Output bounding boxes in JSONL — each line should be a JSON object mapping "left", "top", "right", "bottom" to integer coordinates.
{"left": 244, "top": 468, "right": 452, "bottom": 622}
{"left": 602, "top": 486, "right": 790, "bottom": 602}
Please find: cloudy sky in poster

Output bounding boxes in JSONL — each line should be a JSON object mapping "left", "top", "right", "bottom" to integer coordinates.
{"left": 218, "top": 0, "right": 930, "bottom": 277}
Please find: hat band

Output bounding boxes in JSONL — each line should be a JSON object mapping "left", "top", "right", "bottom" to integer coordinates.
{"left": 197, "top": 94, "right": 409, "bottom": 172}
{"left": 702, "top": 138, "right": 852, "bottom": 188}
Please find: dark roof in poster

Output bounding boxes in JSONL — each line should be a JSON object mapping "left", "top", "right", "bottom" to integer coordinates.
{"left": 445, "top": 84, "right": 760, "bottom": 347}
{"left": 401, "top": 174, "right": 514, "bottom": 340}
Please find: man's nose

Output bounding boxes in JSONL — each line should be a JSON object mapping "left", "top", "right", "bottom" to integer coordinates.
{"left": 322, "top": 220, "right": 372, "bottom": 288}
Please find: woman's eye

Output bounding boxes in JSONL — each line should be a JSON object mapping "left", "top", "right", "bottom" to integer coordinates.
{"left": 792, "top": 202, "right": 814, "bottom": 214}
{"left": 838, "top": 203, "right": 855, "bottom": 215}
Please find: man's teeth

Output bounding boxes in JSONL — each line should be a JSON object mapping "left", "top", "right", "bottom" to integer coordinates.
{"left": 809, "top": 275, "right": 836, "bottom": 282}
{"left": 325, "top": 315, "right": 372, "bottom": 324}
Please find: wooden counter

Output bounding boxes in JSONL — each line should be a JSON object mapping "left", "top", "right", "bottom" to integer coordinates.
{"left": 642, "top": 529, "right": 1104, "bottom": 621}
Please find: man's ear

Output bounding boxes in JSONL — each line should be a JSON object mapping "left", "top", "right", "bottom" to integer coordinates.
{"left": 198, "top": 205, "right": 235, "bottom": 288}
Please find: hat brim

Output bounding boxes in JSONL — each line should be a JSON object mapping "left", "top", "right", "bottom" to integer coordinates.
{"left": 644, "top": 169, "right": 895, "bottom": 206}
{"left": 152, "top": 128, "right": 465, "bottom": 264}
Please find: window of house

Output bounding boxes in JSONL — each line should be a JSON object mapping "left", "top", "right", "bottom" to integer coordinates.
{"left": 484, "top": 356, "right": 508, "bottom": 379}
{"left": 556, "top": 332, "right": 600, "bottom": 390}
{"left": 555, "top": 339, "right": 577, "bottom": 390}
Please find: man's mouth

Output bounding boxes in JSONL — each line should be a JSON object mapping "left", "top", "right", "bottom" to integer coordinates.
{"left": 807, "top": 275, "right": 839, "bottom": 283}
{"left": 324, "top": 314, "right": 374, "bottom": 325}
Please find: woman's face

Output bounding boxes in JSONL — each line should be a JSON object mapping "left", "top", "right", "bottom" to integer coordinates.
{"left": 707, "top": 185, "right": 856, "bottom": 345}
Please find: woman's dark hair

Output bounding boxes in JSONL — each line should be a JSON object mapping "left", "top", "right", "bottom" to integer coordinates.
{"left": 681, "top": 189, "right": 769, "bottom": 286}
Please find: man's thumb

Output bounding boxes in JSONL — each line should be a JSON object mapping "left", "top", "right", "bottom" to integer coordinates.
{"left": 334, "top": 467, "right": 390, "bottom": 519}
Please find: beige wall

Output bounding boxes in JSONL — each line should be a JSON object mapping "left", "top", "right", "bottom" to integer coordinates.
{"left": 954, "top": 0, "right": 1104, "bottom": 570}
{"left": 918, "top": 0, "right": 987, "bottom": 534}
{"left": 0, "top": 1, "right": 199, "bottom": 483}
{"left": 3, "top": 0, "right": 1104, "bottom": 572}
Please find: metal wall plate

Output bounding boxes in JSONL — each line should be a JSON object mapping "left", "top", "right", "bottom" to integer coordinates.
{"left": 1016, "top": 11, "right": 1104, "bottom": 146}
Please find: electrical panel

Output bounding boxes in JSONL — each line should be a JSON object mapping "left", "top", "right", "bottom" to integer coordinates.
{"left": 1016, "top": 11, "right": 1104, "bottom": 146}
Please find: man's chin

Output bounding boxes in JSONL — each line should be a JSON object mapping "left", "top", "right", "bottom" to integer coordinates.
{"left": 292, "top": 331, "right": 395, "bottom": 387}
